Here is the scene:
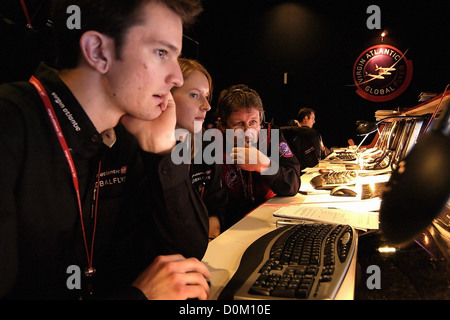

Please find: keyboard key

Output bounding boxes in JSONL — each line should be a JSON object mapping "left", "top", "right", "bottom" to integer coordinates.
{"left": 249, "top": 285, "right": 271, "bottom": 296}
{"left": 272, "top": 287, "right": 296, "bottom": 298}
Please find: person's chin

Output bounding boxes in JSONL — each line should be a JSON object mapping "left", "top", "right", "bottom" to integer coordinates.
{"left": 141, "top": 108, "right": 163, "bottom": 121}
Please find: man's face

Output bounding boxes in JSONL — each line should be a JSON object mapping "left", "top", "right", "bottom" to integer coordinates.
{"left": 106, "top": 2, "right": 184, "bottom": 121}
{"left": 305, "top": 113, "right": 316, "bottom": 128}
{"left": 225, "top": 107, "right": 261, "bottom": 144}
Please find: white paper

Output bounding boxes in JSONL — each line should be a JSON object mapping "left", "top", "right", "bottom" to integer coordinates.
{"left": 302, "top": 198, "right": 382, "bottom": 212}
{"left": 273, "top": 205, "right": 379, "bottom": 231}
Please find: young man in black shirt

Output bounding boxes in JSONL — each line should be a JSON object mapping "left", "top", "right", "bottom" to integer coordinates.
{"left": 0, "top": 0, "right": 210, "bottom": 300}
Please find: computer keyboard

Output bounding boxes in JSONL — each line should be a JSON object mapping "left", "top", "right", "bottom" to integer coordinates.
{"left": 219, "top": 223, "right": 357, "bottom": 300}
{"left": 310, "top": 170, "right": 358, "bottom": 190}
{"left": 334, "top": 151, "right": 357, "bottom": 161}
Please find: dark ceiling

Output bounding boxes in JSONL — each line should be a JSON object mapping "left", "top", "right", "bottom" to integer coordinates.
{"left": 185, "top": 0, "right": 450, "bottom": 146}
{"left": 1, "top": 0, "right": 448, "bottom": 147}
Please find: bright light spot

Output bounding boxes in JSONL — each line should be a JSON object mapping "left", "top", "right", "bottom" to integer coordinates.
{"left": 377, "top": 246, "right": 396, "bottom": 253}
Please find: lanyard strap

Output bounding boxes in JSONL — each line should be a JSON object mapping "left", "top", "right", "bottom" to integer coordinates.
{"left": 237, "top": 168, "right": 254, "bottom": 202}
{"left": 29, "top": 76, "right": 99, "bottom": 276}
{"left": 20, "top": 0, "right": 32, "bottom": 27}
{"left": 20, "top": 0, "right": 45, "bottom": 29}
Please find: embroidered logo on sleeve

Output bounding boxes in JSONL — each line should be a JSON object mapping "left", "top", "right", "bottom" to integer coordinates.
{"left": 279, "top": 141, "right": 293, "bottom": 157}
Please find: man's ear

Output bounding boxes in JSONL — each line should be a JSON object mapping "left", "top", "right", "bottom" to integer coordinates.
{"left": 79, "top": 31, "right": 115, "bottom": 74}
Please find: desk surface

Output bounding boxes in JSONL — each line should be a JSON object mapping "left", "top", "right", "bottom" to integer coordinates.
{"left": 202, "top": 165, "right": 388, "bottom": 300}
{"left": 202, "top": 194, "right": 359, "bottom": 300}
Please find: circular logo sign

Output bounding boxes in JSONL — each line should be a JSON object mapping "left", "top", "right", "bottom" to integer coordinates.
{"left": 352, "top": 45, "right": 413, "bottom": 102}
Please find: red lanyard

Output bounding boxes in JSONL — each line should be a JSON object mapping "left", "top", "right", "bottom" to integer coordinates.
{"left": 29, "top": 76, "right": 100, "bottom": 278}
{"left": 20, "top": 0, "right": 44, "bottom": 29}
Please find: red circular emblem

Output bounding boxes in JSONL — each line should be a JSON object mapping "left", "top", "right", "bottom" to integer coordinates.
{"left": 352, "top": 45, "right": 413, "bottom": 102}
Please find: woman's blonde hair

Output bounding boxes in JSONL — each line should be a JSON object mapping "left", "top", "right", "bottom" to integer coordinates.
{"left": 176, "top": 57, "right": 213, "bottom": 102}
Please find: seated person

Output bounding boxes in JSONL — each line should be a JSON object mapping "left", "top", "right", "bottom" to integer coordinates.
{"left": 216, "top": 84, "right": 301, "bottom": 229}
{"left": 171, "top": 57, "right": 227, "bottom": 240}
{"left": 0, "top": 0, "right": 210, "bottom": 300}
{"left": 295, "top": 107, "right": 331, "bottom": 159}
{"left": 280, "top": 124, "right": 324, "bottom": 170}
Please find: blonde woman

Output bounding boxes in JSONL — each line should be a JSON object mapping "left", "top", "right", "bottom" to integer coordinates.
{"left": 172, "top": 58, "right": 227, "bottom": 240}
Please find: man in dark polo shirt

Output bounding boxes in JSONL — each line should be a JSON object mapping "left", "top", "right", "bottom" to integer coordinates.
{"left": 0, "top": 0, "right": 211, "bottom": 300}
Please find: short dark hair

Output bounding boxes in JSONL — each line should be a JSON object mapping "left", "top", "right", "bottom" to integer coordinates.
{"left": 50, "top": 0, "right": 203, "bottom": 69}
{"left": 296, "top": 107, "right": 315, "bottom": 122}
{"left": 216, "top": 84, "right": 264, "bottom": 125}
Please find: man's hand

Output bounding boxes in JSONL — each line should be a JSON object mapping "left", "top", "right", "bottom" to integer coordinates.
{"left": 231, "top": 142, "right": 271, "bottom": 173}
{"left": 132, "top": 255, "right": 211, "bottom": 300}
{"left": 120, "top": 93, "right": 177, "bottom": 154}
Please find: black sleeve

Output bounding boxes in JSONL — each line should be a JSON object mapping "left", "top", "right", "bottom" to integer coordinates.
{"left": 0, "top": 88, "right": 25, "bottom": 297}
{"left": 87, "top": 127, "right": 211, "bottom": 299}
{"left": 261, "top": 129, "right": 301, "bottom": 196}
{"left": 131, "top": 151, "right": 210, "bottom": 261}
{"left": 201, "top": 163, "right": 228, "bottom": 228}
{"left": 96, "top": 285, "right": 148, "bottom": 300}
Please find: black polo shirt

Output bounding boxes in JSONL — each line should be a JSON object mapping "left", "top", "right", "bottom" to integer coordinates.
{"left": 0, "top": 63, "right": 209, "bottom": 299}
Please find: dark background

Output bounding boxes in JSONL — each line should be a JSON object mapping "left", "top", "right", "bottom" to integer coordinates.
{"left": 1, "top": 0, "right": 449, "bottom": 147}
{"left": 183, "top": 0, "right": 450, "bottom": 147}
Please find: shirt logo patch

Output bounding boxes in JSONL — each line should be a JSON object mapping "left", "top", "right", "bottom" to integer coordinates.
{"left": 279, "top": 141, "right": 293, "bottom": 157}
{"left": 98, "top": 167, "right": 127, "bottom": 187}
{"left": 225, "top": 169, "right": 239, "bottom": 187}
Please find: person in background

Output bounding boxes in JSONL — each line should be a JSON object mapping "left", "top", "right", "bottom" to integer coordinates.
{"left": 0, "top": 0, "right": 211, "bottom": 300}
{"left": 216, "top": 84, "right": 301, "bottom": 229}
{"left": 296, "top": 107, "right": 331, "bottom": 159}
{"left": 280, "top": 121, "right": 324, "bottom": 172}
{"left": 171, "top": 57, "right": 227, "bottom": 240}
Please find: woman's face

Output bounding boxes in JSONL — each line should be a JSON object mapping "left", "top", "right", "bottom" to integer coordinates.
{"left": 173, "top": 69, "right": 211, "bottom": 133}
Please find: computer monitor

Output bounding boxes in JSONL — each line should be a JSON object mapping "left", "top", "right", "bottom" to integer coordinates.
{"left": 379, "top": 100, "right": 450, "bottom": 245}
